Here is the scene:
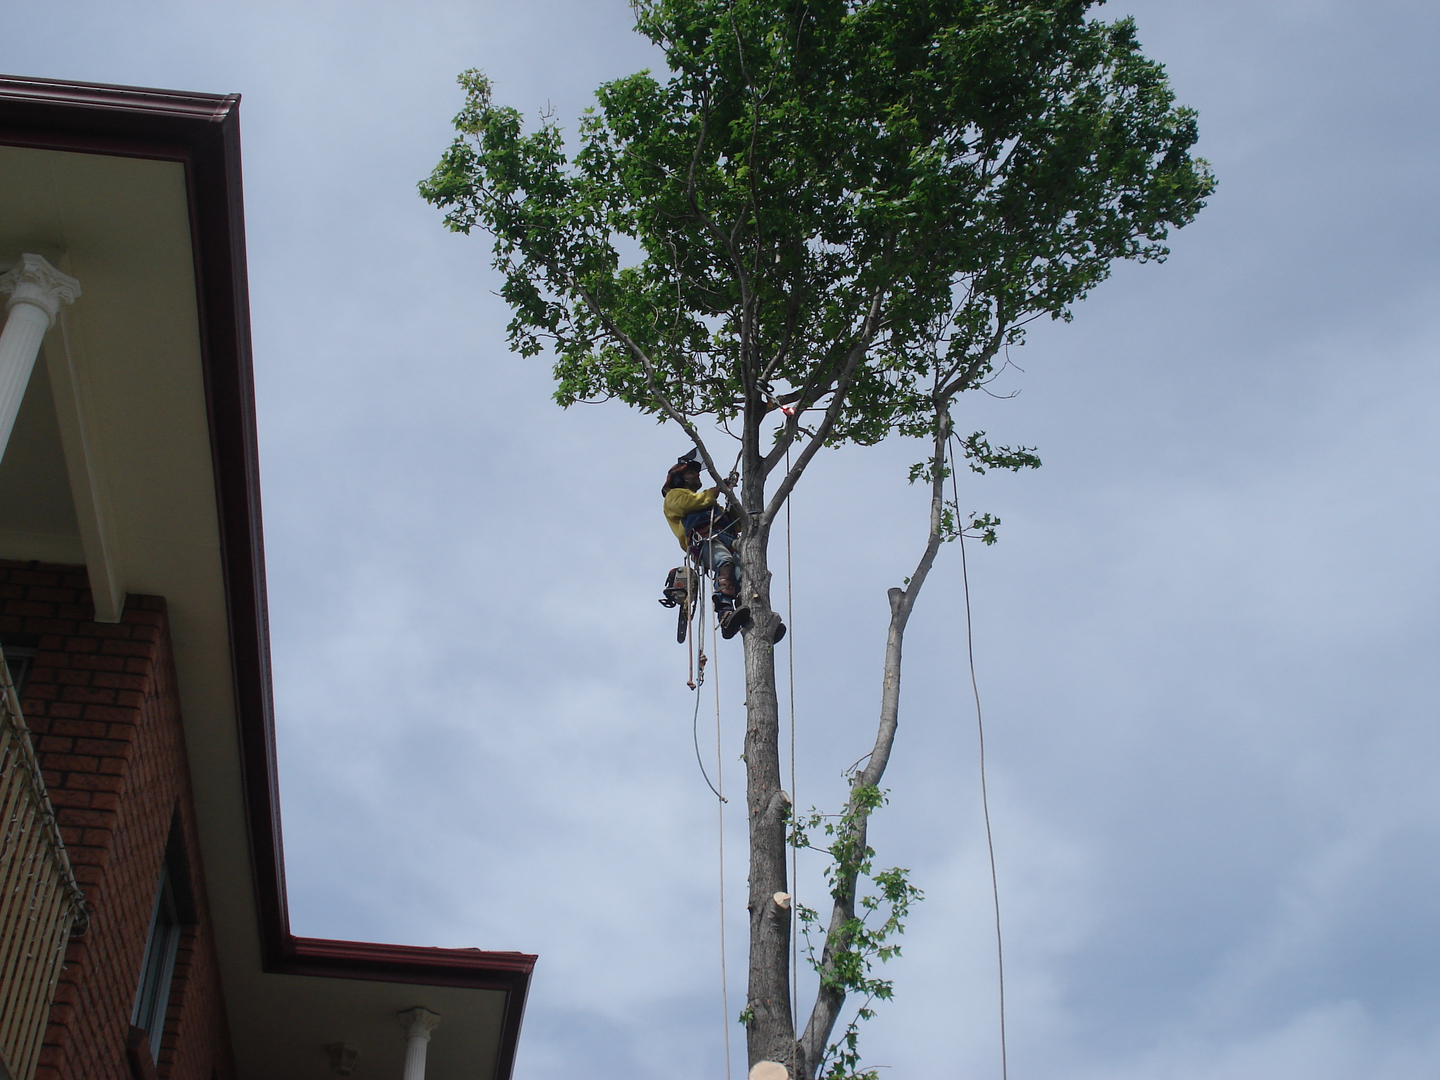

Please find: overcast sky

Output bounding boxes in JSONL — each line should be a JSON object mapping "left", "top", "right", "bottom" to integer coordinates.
{"left": 6, "top": 2, "right": 1440, "bottom": 1078}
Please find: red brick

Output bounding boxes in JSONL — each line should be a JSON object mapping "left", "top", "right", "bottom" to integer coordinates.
{"left": 36, "top": 736, "right": 74, "bottom": 754}
{"left": 63, "top": 846, "right": 108, "bottom": 867}
{"left": 66, "top": 773, "right": 124, "bottom": 794}
{"left": 11, "top": 569, "right": 61, "bottom": 586}
{"left": 56, "top": 809, "right": 115, "bottom": 831}
{"left": 63, "top": 687, "right": 118, "bottom": 706}
{"left": 43, "top": 754, "right": 100, "bottom": 773}
{"left": 44, "top": 789, "right": 92, "bottom": 808}
{"left": 27, "top": 587, "right": 78, "bottom": 604}
{"left": 26, "top": 619, "right": 76, "bottom": 635}
{"left": 82, "top": 704, "right": 141, "bottom": 724}
{"left": 23, "top": 579, "right": 236, "bottom": 1080}
{"left": 98, "top": 640, "right": 155, "bottom": 659}
{"left": 73, "top": 655, "right": 128, "bottom": 673}
{"left": 83, "top": 623, "right": 133, "bottom": 640}
{"left": 50, "top": 718, "right": 109, "bottom": 739}
{"left": 51, "top": 973, "right": 80, "bottom": 998}
{"left": 6, "top": 600, "right": 56, "bottom": 617}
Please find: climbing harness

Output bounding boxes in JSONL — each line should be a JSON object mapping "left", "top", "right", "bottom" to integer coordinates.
{"left": 661, "top": 503, "right": 748, "bottom": 652}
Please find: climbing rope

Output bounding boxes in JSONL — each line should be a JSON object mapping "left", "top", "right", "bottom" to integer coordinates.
{"left": 785, "top": 448, "right": 800, "bottom": 1039}
{"left": 950, "top": 436, "right": 1007, "bottom": 1080}
{"left": 687, "top": 550, "right": 698, "bottom": 690}
{"left": 712, "top": 599, "right": 734, "bottom": 1080}
{"left": 690, "top": 595, "right": 722, "bottom": 802}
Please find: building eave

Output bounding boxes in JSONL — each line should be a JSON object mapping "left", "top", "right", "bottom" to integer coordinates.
{"left": 0, "top": 74, "right": 534, "bottom": 1080}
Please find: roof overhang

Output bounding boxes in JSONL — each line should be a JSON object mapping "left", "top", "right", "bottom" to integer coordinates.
{"left": 0, "top": 75, "right": 534, "bottom": 1080}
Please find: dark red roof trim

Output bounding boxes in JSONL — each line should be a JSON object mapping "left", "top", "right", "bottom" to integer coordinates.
{"left": 0, "top": 75, "right": 535, "bottom": 1080}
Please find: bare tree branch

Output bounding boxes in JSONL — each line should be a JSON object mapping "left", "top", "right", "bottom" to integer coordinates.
{"left": 761, "top": 288, "right": 886, "bottom": 527}
{"left": 798, "top": 401, "right": 953, "bottom": 1072}
{"left": 569, "top": 277, "right": 742, "bottom": 512}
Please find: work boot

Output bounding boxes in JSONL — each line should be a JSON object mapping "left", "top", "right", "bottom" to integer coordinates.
{"left": 719, "top": 606, "right": 751, "bottom": 639}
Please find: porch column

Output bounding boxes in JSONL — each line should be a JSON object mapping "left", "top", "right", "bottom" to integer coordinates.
{"left": 399, "top": 1008, "right": 440, "bottom": 1080}
{"left": 0, "top": 254, "right": 81, "bottom": 460}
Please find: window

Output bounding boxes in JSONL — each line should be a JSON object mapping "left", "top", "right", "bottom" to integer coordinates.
{"left": 131, "top": 816, "right": 196, "bottom": 1063}
{"left": 0, "top": 636, "right": 37, "bottom": 698}
{"left": 132, "top": 866, "right": 180, "bottom": 1060}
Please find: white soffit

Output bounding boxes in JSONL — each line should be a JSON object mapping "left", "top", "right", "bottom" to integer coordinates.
{"left": 0, "top": 142, "right": 516, "bottom": 1080}
{"left": 0, "top": 140, "right": 264, "bottom": 1040}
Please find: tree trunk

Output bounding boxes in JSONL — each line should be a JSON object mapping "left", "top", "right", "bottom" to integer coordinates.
{"left": 738, "top": 398, "right": 951, "bottom": 1077}
{"left": 738, "top": 525, "right": 797, "bottom": 1071}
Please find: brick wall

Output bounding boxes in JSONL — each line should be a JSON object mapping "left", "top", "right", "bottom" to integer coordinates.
{"left": 1, "top": 561, "right": 237, "bottom": 1080}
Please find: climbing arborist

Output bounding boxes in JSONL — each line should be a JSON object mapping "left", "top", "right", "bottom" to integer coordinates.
{"left": 661, "top": 452, "right": 761, "bottom": 640}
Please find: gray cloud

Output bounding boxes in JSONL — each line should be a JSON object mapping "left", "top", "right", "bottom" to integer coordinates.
{"left": 5, "top": 1, "right": 1439, "bottom": 1076}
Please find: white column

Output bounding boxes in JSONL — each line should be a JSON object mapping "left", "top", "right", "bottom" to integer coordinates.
{"left": 399, "top": 1007, "right": 440, "bottom": 1080}
{"left": 0, "top": 254, "right": 81, "bottom": 461}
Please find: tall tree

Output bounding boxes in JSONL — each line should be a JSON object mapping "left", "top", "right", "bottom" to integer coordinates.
{"left": 422, "top": 1, "right": 1212, "bottom": 1075}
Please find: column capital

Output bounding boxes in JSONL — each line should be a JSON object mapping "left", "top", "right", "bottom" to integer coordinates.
{"left": 0, "top": 253, "right": 81, "bottom": 328}
{"left": 399, "top": 1007, "right": 441, "bottom": 1041}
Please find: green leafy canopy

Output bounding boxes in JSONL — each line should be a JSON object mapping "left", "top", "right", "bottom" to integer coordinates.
{"left": 420, "top": 0, "right": 1212, "bottom": 495}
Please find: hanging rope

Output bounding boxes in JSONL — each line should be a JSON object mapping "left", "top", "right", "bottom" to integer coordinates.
{"left": 687, "top": 550, "right": 698, "bottom": 690}
{"left": 691, "top": 595, "right": 722, "bottom": 802}
{"left": 951, "top": 436, "right": 1008, "bottom": 1080}
{"left": 713, "top": 599, "right": 734, "bottom": 1080}
{"left": 785, "top": 447, "right": 800, "bottom": 1037}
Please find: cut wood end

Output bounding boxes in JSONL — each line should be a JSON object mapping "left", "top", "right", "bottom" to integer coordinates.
{"left": 773, "top": 892, "right": 792, "bottom": 910}
{"left": 749, "top": 1063, "right": 789, "bottom": 1080}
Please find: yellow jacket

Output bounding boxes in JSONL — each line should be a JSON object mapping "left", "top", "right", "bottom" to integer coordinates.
{"left": 663, "top": 486, "right": 720, "bottom": 548}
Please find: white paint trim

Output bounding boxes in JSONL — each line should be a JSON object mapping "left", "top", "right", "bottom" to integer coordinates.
{"left": 44, "top": 310, "right": 126, "bottom": 622}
